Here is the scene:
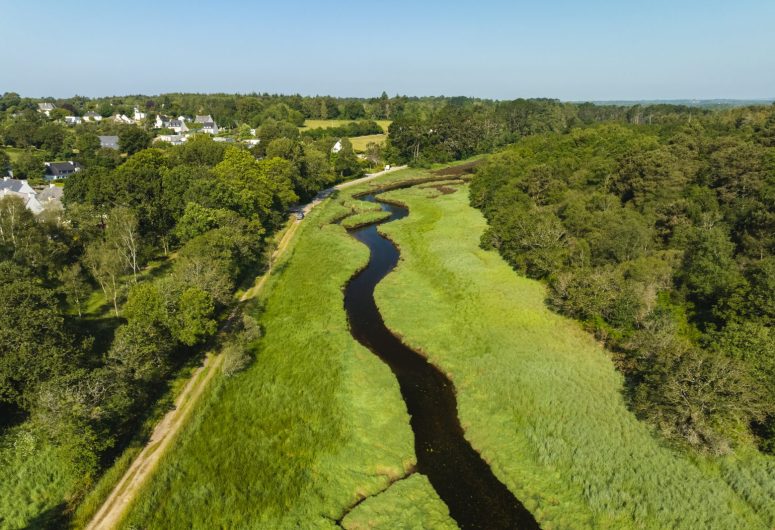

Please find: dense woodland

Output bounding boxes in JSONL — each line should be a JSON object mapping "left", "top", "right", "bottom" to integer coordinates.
{"left": 470, "top": 109, "right": 775, "bottom": 455}
{"left": 1, "top": 91, "right": 773, "bottom": 522}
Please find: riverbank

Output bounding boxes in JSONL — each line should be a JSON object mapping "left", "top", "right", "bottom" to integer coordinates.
{"left": 373, "top": 183, "right": 774, "bottom": 529}
{"left": 118, "top": 166, "right": 456, "bottom": 528}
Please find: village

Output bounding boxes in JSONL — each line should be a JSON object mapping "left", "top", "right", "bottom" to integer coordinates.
{"left": 1, "top": 103, "right": 274, "bottom": 216}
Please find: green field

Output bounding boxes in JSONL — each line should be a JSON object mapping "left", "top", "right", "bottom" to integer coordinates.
{"left": 120, "top": 172, "right": 442, "bottom": 528}
{"left": 373, "top": 183, "right": 775, "bottom": 529}
{"left": 1, "top": 145, "right": 37, "bottom": 163}
{"left": 300, "top": 119, "right": 392, "bottom": 132}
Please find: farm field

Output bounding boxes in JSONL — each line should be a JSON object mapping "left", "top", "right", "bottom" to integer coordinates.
{"left": 373, "top": 184, "right": 775, "bottom": 529}
{"left": 349, "top": 133, "right": 387, "bottom": 151}
{"left": 300, "top": 119, "right": 392, "bottom": 132}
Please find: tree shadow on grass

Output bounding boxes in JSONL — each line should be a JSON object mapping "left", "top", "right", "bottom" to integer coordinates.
{"left": 23, "top": 502, "right": 68, "bottom": 530}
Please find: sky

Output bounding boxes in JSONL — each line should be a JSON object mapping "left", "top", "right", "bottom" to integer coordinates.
{"left": 1, "top": 0, "right": 773, "bottom": 101}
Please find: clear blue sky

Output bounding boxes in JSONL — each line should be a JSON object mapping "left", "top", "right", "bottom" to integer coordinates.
{"left": 1, "top": 0, "right": 773, "bottom": 101}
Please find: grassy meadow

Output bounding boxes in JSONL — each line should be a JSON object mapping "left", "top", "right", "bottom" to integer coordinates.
{"left": 373, "top": 184, "right": 775, "bottom": 529}
{"left": 120, "top": 170, "right": 450, "bottom": 528}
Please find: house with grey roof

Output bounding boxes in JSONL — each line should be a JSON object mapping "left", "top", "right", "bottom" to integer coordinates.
{"left": 38, "top": 183, "right": 64, "bottom": 212}
{"left": 201, "top": 121, "right": 219, "bottom": 134}
{"left": 168, "top": 119, "right": 189, "bottom": 134}
{"left": 44, "top": 161, "right": 82, "bottom": 181}
{"left": 155, "top": 115, "right": 189, "bottom": 133}
{"left": 37, "top": 102, "right": 55, "bottom": 116}
{"left": 195, "top": 115, "right": 219, "bottom": 134}
{"left": 99, "top": 135, "right": 119, "bottom": 150}
{"left": 0, "top": 177, "right": 43, "bottom": 214}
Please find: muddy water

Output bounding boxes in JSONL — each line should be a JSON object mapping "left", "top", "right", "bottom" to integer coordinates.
{"left": 343, "top": 193, "right": 539, "bottom": 530}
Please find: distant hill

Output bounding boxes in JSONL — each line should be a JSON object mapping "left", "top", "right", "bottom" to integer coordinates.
{"left": 582, "top": 99, "right": 774, "bottom": 108}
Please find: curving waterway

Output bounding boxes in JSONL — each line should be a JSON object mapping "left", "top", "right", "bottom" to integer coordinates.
{"left": 343, "top": 191, "right": 539, "bottom": 530}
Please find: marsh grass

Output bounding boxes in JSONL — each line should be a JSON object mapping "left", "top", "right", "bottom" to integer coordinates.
{"left": 121, "top": 185, "right": 420, "bottom": 528}
{"left": 341, "top": 474, "right": 457, "bottom": 530}
{"left": 373, "top": 185, "right": 775, "bottom": 529}
{"left": 340, "top": 210, "right": 391, "bottom": 229}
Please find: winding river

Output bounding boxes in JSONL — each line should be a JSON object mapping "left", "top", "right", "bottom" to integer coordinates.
{"left": 343, "top": 192, "right": 539, "bottom": 530}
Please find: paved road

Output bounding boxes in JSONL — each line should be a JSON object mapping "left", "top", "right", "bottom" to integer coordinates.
{"left": 302, "top": 165, "right": 408, "bottom": 214}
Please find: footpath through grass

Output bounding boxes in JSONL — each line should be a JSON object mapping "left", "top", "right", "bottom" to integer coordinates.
{"left": 374, "top": 184, "right": 775, "bottom": 530}
{"left": 120, "top": 168, "right": 451, "bottom": 528}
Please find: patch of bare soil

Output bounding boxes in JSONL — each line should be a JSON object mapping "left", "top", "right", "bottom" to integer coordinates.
{"left": 430, "top": 159, "right": 483, "bottom": 177}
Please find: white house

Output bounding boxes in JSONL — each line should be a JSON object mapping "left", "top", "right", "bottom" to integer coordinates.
{"left": 331, "top": 140, "right": 343, "bottom": 153}
{"left": 0, "top": 177, "right": 43, "bottom": 214}
{"left": 37, "top": 102, "right": 55, "bottom": 116}
{"left": 154, "top": 134, "right": 188, "bottom": 146}
{"left": 83, "top": 111, "right": 102, "bottom": 122}
{"left": 113, "top": 114, "right": 135, "bottom": 125}
{"left": 133, "top": 107, "right": 147, "bottom": 121}
{"left": 64, "top": 116, "right": 82, "bottom": 125}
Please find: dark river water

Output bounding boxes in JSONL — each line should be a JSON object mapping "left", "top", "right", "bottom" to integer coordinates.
{"left": 343, "top": 193, "right": 539, "bottom": 530}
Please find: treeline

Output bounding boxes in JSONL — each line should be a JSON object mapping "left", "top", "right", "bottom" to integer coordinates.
{"left": 0, "top": 130, "right": 360, "bottom": 498}
{"left": 470, "top": 109, "right": 775, "bottom": 455}
{"left": 384, "top": 98, "right": 773, "bottom": 165}
{"left": 0, "top": 91, "right": 402, "bottom": 129}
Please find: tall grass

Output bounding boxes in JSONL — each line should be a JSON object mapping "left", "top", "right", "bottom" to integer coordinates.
{"left": 121, "top": 179, "right": 424, "bottom": 528}
{"left": 0, "top": 427, "right": 78, "bottom": 529}
{"left": 374, "top": 184, "right": 775, "bottom": 529}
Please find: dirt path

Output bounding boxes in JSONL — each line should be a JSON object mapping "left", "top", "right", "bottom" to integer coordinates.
{"left": 85, "top": 350, "right": 224, "bottom": 530}
{"left": 85, "top": 167, "right": 406, "bottom": 530}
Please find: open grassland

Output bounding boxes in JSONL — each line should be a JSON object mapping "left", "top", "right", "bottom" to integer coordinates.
{"left": 374, "top": 184, "right": 775, "bottom": 530}
{"left": 300, "top": 119, "right": 392, "bottom": 132}
{"left": 121, "top": 171, "right": 447, "bottom": 528}
{"left": 341, "top": 474, "right": 456, "bottom": 530}
{"left": 1, "top": 145, "right": 31, "bottom": 163}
